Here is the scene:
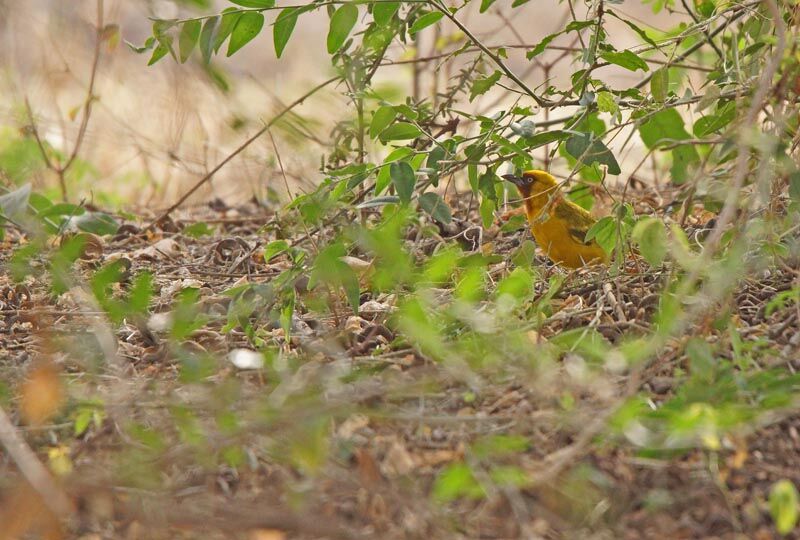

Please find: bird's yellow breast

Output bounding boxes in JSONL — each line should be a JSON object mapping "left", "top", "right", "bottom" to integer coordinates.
{"left": 525, "top": 201, "right": 608, "bottom": 269}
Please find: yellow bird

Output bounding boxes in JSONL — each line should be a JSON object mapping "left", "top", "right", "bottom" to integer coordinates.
{"left": 502, "top": 170, "right": 609, "bottom": 268}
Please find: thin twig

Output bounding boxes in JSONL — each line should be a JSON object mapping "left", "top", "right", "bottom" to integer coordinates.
{"left": 146, "top": 76, "right": 340, "bottom": 230}
{"left": 0, "top": 405, "right": 73, "bottom": 517}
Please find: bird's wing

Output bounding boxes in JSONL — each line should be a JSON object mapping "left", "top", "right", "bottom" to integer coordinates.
{"left": 554, "top": 203, "right": 597, "bottom": 245}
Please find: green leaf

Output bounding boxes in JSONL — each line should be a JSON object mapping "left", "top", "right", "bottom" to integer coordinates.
{"left": 183, "top": 222, "right": 214, "bottom": 238}
{"left": 125, "top": 36, "right": 156, "bottom": 54}
{"left": 693, "top": 102, "right": 736, "bottom": 137}
{"left": 128, "top": 272, "right": 154, "bottom": 315}
{"left": 214, "top": 9, "right": 242, "bottom": 52}
{"left": 495, "top": 267, "right": 534, "bottom": 302}
{"left": 327, "top": 3, "right": 358, "bottom": 54}
{"left": 369, "top": 106, "right": 397, "bottom": 139}
{"left": 409, "top": 11, "right": 443, "bottom": 35}
{"left": 199, "top": 16, "right": 219, "bottom": 63}
{"left": 311, "top": 244, "right": 360, "bottom": 315}
{"left": 565, "top": 20, "right": 596, "bottom": 32}
{"left": 264, "top": 239, "right": 291, "bottom": 262}
{"left": 376, "top": 147, "right": 413, "bottom": 194}
{"left": 526, "top": 33, "right": 558, "bottom": 59}
{"left": 390, "top": 162, "right": 415, "bottom": 204}
{"left": 585, "top": 216, "right": 617, "bottom": 254}
{"left": 419, "top": 192, "right": 452, "bottom": 224}
{"left": 74, "top": 212, "right": 119, "bottom": 235}
{"left": 148, "top": 40, "right": 172, "bottom": 66}
{"left": 379, "top": 122, "right": 421, "bottom": 142}
{"left": 38, "top": 203, "right": 84, "bottom": 219}
{"left": 479, "top": 0, "right": 497, "bottom": 12}
{"left": 639, "top": 109, "right": 698, "bottom": 182}
{"left": 469, "top": 70, "right": 501, "bottom": 102}
{"left": 526, "top": 20, "right": 593, "bottom": 59}
{"left": 565, "top": 132, "right": 621, "bottom": 175}
{"left": 596, "top": 91, "right": 618, "bottom": 117}
{"left": 769, "top": 480, "right": 799, "bottom": 534}
{"left": 372, "top": 1, "right": 400, "bottom": 25}
{"left": 651, "top": 67, "right": 669, "bottom": 102}
{"left": 608, "top": 10, "right": 659, "bottom": 48}
{"left": 273, "top": 7, "right": 299, "bottom": 58}
{"left": 229, "top": 0, "right": 274, "bottom": 6}
{"left": 789, "top": 172, "right": 800, "bottom": 204}
{"left": 178, "top": 20, "right": 201, "bottom": 63}
{"left": 433, "top": 463, "right": 484, "bottom": 502}
{"left": 632, "top": 217, "right": 667, "bottom": 266}
{"left": 600, "top": 50, "right": 649, "bottom": 72}
{"left": 525, "top": 130, "right": 569, "bottom": 149}
{"left": 511, "top": 0, "right": 530, "bottom": 6}
{"left": 227, "top": 11, "right": 264, "bottom": 56}
{"left": 479, "top": 196, "right": 495, "bottom": 229}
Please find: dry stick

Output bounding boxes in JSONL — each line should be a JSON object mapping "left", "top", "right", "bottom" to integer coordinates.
{"left": 0, "top": 405, "right": 73, "bottom": 517}
{"left": 146, "top": 76, "right": 340, "bottom": 231}
{"left": 62, "top": 0, "right": 104, "bottom": 178}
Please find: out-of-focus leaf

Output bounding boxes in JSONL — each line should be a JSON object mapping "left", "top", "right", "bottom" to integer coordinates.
{"left": 639, "top": 109, "right": 698, "bottom": 183}
{"left": 632, "top": 217, "right": 667, "bottom": 266}
{"left": 419, "top": 192, "right": 452, "bottom": 224}
{"left": 651, "top": 67, "right": 669, "bottom": 102}
{"left": 480, "top": 0, "right": 497, "bottom": 12}
{"left": 433, "top": 463, "right": 485, "bottom": 502}
{"left": 769, "top": 480, "right": 799, "bottom": 534}
{"left": 0, "top": 183, "right": 31, "bottom": 218}
{"left": 73, "top": 212, "right": 119, "bottom": 235}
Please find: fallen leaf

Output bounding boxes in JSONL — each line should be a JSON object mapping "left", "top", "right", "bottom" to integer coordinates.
{"left": 20, "top": 361, "right": 64, "bottom": 426}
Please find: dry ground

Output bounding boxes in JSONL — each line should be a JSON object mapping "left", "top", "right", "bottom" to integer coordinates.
{"left": 2, "top": 184, "right": 799, "bottom": 539}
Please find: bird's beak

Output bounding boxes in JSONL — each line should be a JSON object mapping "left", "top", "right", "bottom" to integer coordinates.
{"left": 502, "top": 173, "right": 525, "bottom": 186}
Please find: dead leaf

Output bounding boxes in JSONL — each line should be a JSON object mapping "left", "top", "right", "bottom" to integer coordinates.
{"left": 337, "top": 414, "right": 369, "bottom": 439}
{"left": 340, "top": 256, "right": 373, "bottom": 277}
{"left": 380, "top": 440, "right": 416, "bottom": 478}
{"left": 20, "top": 361, "right": 64, "bottom": 426}
{"left": 249, "top": 530, "right": 286, "bottom": 540}
{"left": 356, "top": 448, "right": 383, "bottom": 487}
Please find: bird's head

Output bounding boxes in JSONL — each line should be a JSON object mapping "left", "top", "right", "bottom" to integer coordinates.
{"left": 501, "top": 170, "right": 558, "bottom": 198}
